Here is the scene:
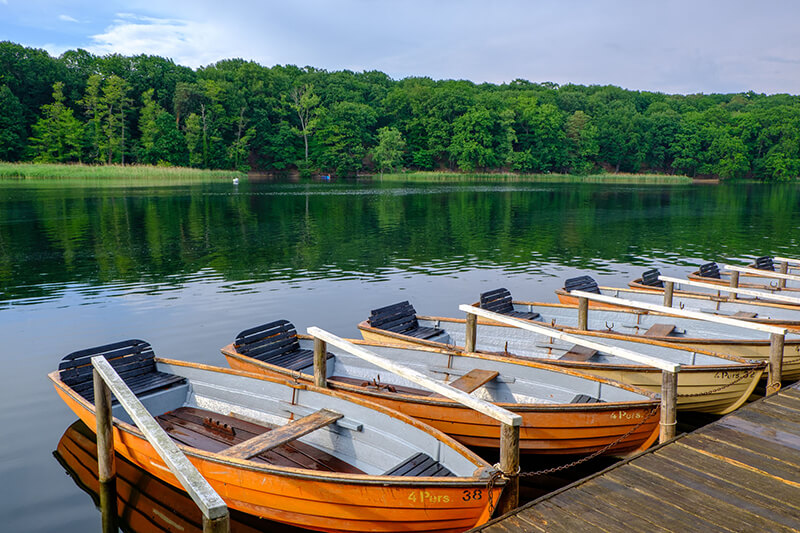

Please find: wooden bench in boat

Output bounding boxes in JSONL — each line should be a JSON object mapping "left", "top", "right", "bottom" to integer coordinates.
{"left": 447, "top": 369, "right": 499, "bottom": 393}
{"left": 158, "top": 407, "right": 363, "bottom": 473}
{"left": 699, "top": 262, "right": 721, "bottom": 279}
{"left": 640, "top": 268, "right": 664, "bottom": 287}
{"left": 571, "top": 394, "right": 603, "bottom": 404}
{"left": 643, "top": 323, "right": 677, "bottom": 337}
{"left": 479, "top": 288, "right": 541, "bottom": 320}
{"left": 559, "top": 345, "right": 599, "bottom": 362}
{"left": 234, "top": 320, "right": 333, "bottom": 371}
{"left": 59, "top": 339, "right": 186, "bottom": 404}
{"left": 368, "top": 301, "right": 445, "bottom": 340}
{"left": 220, "top": 409, "right": 343, "bottom": 460}
{"left": 733, "top": 311, "right": 758, "bottom": 318}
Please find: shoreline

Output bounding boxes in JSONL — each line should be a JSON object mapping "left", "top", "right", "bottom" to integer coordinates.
{"left": 0, "top": 162, "right": 245, "bottom": 181}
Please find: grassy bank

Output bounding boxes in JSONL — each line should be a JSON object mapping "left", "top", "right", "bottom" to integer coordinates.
{"left": 376, "top": 171, "right": 694, "bottom": 184}
{"left": 0, "top": 162, "right": 245, "bottom": 181}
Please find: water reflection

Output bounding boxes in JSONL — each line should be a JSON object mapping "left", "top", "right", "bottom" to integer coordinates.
{"left": 1, "top": 180, "right": 798, "bottom": 306}
{"left": 53, "top": 421, "right": 307, "bottom": 533}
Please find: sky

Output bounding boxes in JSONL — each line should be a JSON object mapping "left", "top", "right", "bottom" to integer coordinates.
{"left": 2, "top": 0, "right": 799, "bottom": 95}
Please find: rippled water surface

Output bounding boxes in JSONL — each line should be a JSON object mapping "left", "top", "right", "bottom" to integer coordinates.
{"left": 1, "top": 178, "right": 798, "bottom": 532}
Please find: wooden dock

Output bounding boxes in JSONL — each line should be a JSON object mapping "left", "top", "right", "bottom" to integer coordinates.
{"left": 472, "top": 381, "right": 800, "bottom": 532}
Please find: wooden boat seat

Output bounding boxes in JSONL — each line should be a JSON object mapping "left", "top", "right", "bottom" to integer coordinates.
{"left": 733, "top": 311, "right": 758, "bottom": 318}
{"left": 571, "top": 394, "right": 604, "bottom": 404}
{"left": 641, "top": 268, "right": 664, "bottom": 287}
{"left": 220, "top": 409, "right": 343, "bottom": 460}
{"left": 59, "top": 339, "right": 186, "bottom": 404}
{"left": 383, "top": 452, "right": 454, "bottom": 477}
{"left": 699, "top": 262, "right": 721, "bottom": 279}
{"left": 234, "top": 320, "right": 333, "bottom": 371}
{"left": 564, "top": 276, "right": 601, "bottom": 294}
{"left": 447, "top": 369, "right": 499, "bottom": 393}
{"left": 479, "top": 288, "right": 541, "bottom": 320}
{"left": 158, "top": 407, "right": 364, "bottom": 473}
{"left": 643, "top": 323, "right": 677, "bottom": 337}
{"left": 368, "top": 301, "right": 445, "bottom": 340}
{"left": 559, "top": 345, "right": 599, "bottom": 362}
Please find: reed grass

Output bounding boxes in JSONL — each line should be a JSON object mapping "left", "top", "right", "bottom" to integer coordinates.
{"left": 0, "top": 162, "right": 244, "bottom": 181}
{"left": 378, "top": 171, "right": 693, "bottom": 184}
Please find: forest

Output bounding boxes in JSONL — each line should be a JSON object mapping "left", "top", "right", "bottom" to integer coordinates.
{"left": 1, "top": 41, "right": 799, "bottom": 180}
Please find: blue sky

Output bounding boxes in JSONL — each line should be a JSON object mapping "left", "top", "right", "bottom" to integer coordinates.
{"left": 2, "top": 0, "right": 799, "bottom": 95}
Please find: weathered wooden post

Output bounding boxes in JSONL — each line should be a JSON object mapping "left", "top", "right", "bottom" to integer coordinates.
{"left": 778, "top": 261, "right": 788, "bottom": 289}
{"left": 577, "top": 296, "right": 589, "bottom": 330}
{"left": 767, "top": 332, "right": 785, "bottom": 395}
{"left": 93, "top": 368, "right": 118, "bottom": 533}
{"left": 728, "top": 271, "right": 740, "bottom": 301}
{"left": 313, "top": 337, "right": 328, "bottom": 388}
{"left": 659, "top": 370, "right": 678, "bottom": 443}
{"left": 204, "top": 516, "right": 230, "bottom": 533}
{"left": 663, "top": 281, "right": 674, "bottom": 307}
{"left": 465, "top": 312, "right": 477, "bottom": 353}
{"left": 497, "top": 423, "right": 521, "bottom": 515}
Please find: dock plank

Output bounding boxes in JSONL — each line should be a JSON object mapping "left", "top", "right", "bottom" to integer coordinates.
{"left": 631, "top": 454, "right": 800, "bottom": 530}
{"left": 473, "top": 382, "right": 800, "bottom": 533}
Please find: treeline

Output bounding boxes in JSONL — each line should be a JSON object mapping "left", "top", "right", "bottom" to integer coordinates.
{"left": 1, "top": 41, "right": 799, "bottom": 180}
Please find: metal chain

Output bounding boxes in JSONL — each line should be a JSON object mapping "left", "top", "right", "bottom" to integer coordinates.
{"left": 518, "top": 403, "right": 660, "bottom": 477}
{"left": 485, "top": 469, "right": 504, "bottom": 516}
{"left": 676, "top": 369, "right": 755, "bottom": 398}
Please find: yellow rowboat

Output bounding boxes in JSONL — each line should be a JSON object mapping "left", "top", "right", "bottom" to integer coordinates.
{"left": 357, "top": 300, "right": 767, "bottom": 415}
{"left": 221, "top": 320, "right": 661, "bottom": 456}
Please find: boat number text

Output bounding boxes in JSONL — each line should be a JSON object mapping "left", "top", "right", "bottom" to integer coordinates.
{"left": 462, "top": 489, "right": 483, "bottom": 501}
{"left": 610, "top": 410, "right": 642, "bottom": 420}
{"left": 408, "top": 491, "right": 450, "bottom": 504}
{"left": 713, "top": 370, "right": 756, "bottom": 379}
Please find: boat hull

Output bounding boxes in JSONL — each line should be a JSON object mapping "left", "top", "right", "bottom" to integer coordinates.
{"left": 51, "top": 371, "right": 499, "bottom": 533}
{"left": 358, "top": 322, "right": 766, "bottom": 414}
{"left": 223, "top": 348, "right": 660, "bottom": 456}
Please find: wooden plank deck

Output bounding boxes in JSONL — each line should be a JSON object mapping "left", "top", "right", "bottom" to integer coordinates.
{"left": 472, "top": 381, "right": 800, "bottom": 532}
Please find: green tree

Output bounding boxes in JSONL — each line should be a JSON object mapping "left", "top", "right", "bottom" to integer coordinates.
{"left": 289, "top": 84, "right": 321, "bottom": 163}
{"left": 99, "top": 75, "right": 132, "bottom": 164}
{"left": 79, "top": 74, "right": 104, "bottom": 162}
{"left": 0, "top": 85, "right": 26, "bottom": 160}
{"left": 315, "top": 101, "right": 376, "bottom": 176}
{"left": 372, "top": 127, "right": 406, "bottom": 176}
{"left": 565, "top": 110, "right": 598, "bottom": 174}
{"left": 138, "top": 88, "right": 188, "bottom": 165}
{"left": 28, "top": 82, "right": 83, "bottom": 162}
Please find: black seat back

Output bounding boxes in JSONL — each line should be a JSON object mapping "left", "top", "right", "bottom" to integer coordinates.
{"left": 755, "top": 256, "right": 775, "bottom": 271}
{"left": 564, "top": 276, "right": 600, "bottom": 293}
{"left": 368, "top": 301, "right": 419, "bottom": 333}
{"left": 59, "top": 339, "right": 172, "bottom": 403}
{"left": 698, "top": 262, "right": 720, "bottom": 279}
{"left": 480, "top": 288, "right": 514, "bottom": 314}
{"left": 234, "top": 320, "right": 302, "bottom": 360}
{"left": 641, "top": 268, "right": 663, "bottom": 287}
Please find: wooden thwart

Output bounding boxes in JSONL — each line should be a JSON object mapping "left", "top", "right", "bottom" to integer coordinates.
{"left": 644, "top": 323, "right": 676, "bottom": 338}
{"left": 559, "top": 345, "right": 598, "bottom": 362}
{"left": 220, "top": 409, "right": 343, "bottom": 460}
{"left": 447, "top": 369, "right": 499, "bottom": 393}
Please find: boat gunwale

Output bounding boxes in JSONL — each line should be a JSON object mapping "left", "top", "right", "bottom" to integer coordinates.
{"left": 221, "top": 340, "right": 662, "bottom": 410}
{"left": 357, "top": 316, "right": 767, "bottom": 373}
{"left": 48, "top": 358, "right": 500, "bottom": 487}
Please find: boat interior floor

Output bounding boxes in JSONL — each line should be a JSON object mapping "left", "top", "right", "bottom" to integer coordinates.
{"left": 156, "top": 407, "right": 365, "bottom": 474}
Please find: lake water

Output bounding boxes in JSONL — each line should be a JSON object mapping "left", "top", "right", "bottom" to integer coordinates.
{"left": 1, "top": 178, "right": 797, "bottom": 532}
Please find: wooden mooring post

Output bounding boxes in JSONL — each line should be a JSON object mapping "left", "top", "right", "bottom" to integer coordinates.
{"left": 577, "top": 296, "right": 589, "bottom": 330}
{"left": 660, "top": 370, "right": 678, "bottom": 442}
{"left": 728, "top": 270, "right": 740, "bottom": 301}
{"left": 313, "top": 337, "right": 328, "bottom": 388}
{"left": 778, "top": 261, "right": 788, "bottom": 289}
{"left": 663, "top": 280, "right": 674, "bottom": 307}
{"left": 465, "top": 312, "right": 478, "bottom": 352}
{"left": 91, "top": 357, "right": 230, "bottom": 533}
{"left": 306, "top": 326, "right": 523, "bottom": 515}
{"left": 93, "top": 370, "right": 118, "bottom": 533}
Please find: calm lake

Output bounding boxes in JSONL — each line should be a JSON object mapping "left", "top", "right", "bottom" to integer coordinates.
{"left": 1, "top": 178, "right": 798, "bottom": 532}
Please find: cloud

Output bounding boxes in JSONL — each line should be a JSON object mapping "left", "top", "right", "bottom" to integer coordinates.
{"left": 58, "top": 14, "right": 80, "bottom": 23}
{"left": 87, "top": 13, "right": 226, "bottom": 66}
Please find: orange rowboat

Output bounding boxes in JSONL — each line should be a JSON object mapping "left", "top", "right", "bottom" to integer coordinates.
{"left": 50, "top": 340, "right": 503, "bottom": 533}
{"left": 221, "top": 320, "right": 661, "bottom": 456}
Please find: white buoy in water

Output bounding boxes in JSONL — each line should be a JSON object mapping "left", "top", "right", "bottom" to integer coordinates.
{"left": 232, "top": 178, "right": 239, "bottom": 185}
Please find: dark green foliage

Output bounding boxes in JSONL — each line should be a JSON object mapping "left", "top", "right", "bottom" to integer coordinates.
{"left": 2, "top": 41, "right": 800, "bottom": 179}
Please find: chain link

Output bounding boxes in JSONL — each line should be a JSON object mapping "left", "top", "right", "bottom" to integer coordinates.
{"left": 517, "top": 403, "right": 660, "bottom": 478}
